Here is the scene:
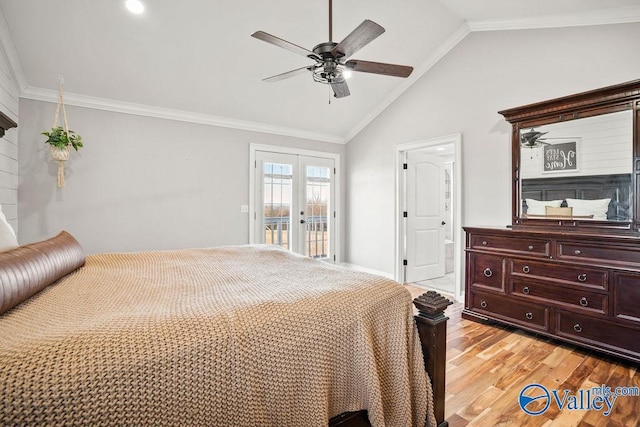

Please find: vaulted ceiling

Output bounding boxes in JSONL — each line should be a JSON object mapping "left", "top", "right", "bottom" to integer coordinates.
{"left": 1, "top": 0, "right": 639, "bottom": 143}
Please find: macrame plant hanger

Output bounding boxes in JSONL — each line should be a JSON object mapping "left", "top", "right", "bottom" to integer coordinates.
{"left": 51, "top": 76, "right": 71, "bottom": 187}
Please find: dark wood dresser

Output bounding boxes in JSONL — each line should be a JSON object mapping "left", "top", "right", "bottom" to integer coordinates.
{"left": 463, "top": 80, "right": 640, "bottom": 363}
{"left": 463, "top": 226, "right": 640, "bottom": 363}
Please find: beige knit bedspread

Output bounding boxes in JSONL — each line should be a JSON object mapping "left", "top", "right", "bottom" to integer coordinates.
{"left": 0, "top": 245, "right": 434, "bottom": 427}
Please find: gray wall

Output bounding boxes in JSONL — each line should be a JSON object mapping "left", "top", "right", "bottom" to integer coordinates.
{"left": 345, "top": 23, "right": 640, "bottom": 274}
{"left": 18, "top": 100, "right": 345, "bottom": 254}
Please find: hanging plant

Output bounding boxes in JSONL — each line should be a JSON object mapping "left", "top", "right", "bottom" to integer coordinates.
{"left": 42, "top": 126, "right": 83, "bottom": 151}
{"left": 43, "top": 77, "right": 84, "bottom": 187}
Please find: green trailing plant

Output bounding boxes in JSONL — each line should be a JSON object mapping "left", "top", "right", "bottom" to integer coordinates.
{"left": 42, "top": 126, "right": 83, "bottom": 151}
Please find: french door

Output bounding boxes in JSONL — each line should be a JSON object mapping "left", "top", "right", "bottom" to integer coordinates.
{"left": 253, "top": 150, "right": 336, "bottom": 261}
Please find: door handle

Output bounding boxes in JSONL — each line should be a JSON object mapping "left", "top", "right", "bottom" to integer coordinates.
{"left": 441, "top": 221, "right": 446, "bottom": 225}
{"left": 300, "top": 219, "right": 306, "bottom": 224}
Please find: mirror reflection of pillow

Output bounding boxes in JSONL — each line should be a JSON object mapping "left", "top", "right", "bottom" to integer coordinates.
{"left": 0, "top": 204, "right": 18, "bottom": 252}
{"left": 525, "top": 199, "right": 563, "bottom": 215}
{"left": 566, "top": 198, "right": 611, "bottom": 220}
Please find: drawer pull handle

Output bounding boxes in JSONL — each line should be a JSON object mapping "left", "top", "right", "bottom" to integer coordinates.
{"left": 482, "top": 240, "right": 488, "bottom": 246}
{"left": 528, "top": 245, "right": 534, "bottom": 251}
{"left": 579, "top": 297, "right": 588, "bottom": 307}
{"left": 483, "top": 268, "right": 493, "bottom": 278}
{"left": 480, "top": 300, "right": 487, "bottom": 308}
{"left": 522, "top": 266, "right": 530, "bottom": 274}
{"left": 522, "top": 286, "right": 530, "bottom": 295}
{"left": 577, "top": 274, "right": 587, "bottom": 282}
{"left": 525, "top": 312, "right": 533, "bottom": 320}
{"left": 574, "top": 324, "right": 582, "bottom": 333}
{"left": 574, "top": 250, "right": 581, "bottom": 255}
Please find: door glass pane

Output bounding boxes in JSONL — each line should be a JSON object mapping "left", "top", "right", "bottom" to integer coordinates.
{"left": 264, "top": 162, "right": 292, "bottom": 249}
{"left": 305, "top": 165, "right": 330, "bottom": 258}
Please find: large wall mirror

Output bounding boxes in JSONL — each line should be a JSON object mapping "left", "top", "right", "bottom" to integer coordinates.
{"left": 499, "top": 79, "right": 640, "bottom": 232}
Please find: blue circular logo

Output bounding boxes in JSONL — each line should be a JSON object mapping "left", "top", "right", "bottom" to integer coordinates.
{"left": 519, "top": 384, "right": 551, "bottom": 415}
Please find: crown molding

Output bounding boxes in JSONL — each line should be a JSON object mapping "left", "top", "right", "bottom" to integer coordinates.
{"left": 343, "top": 22, "right": 471, "bottom": 143}
{"left": 468, "top": 6, "right": 640, "bottom": 32}
{"left": 20, "top": 86, "right": 345, "bottom": 144}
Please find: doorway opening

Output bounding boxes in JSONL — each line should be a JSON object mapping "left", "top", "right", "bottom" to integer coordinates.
{"left": 249, "top": 144, "right": 340, "bottom": 262}
{"left": 394, "top": 134, "right": 463, "bottom": 300}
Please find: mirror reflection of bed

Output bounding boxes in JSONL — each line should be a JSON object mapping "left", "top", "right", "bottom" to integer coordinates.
{"left": 521, "top": 174, "right": 632, "bottom": 221}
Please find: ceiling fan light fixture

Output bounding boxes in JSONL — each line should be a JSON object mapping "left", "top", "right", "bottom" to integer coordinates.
{"left": 521, "top": 140, "right": 543, "bottom": 149}
{"left": 311, "top": 63, "right": 349, "bottom": 85}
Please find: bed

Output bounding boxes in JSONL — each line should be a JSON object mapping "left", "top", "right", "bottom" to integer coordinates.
{"left": 0, "top": 231, "right": 450, "bottom": 427}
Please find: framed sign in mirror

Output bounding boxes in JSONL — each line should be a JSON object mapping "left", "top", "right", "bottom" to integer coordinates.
{"left": 542, "top": 140, "right": 578, "bottom": 173}
{"left": 499, "top": 79, "right": 640, "bottom": 232}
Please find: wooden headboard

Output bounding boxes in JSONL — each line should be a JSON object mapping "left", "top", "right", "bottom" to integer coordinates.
{"left": 521, "top": 173, "right": 632, "bottom": 221}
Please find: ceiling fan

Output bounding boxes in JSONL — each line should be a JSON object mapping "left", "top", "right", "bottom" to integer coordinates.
{"left": 520, "top": 129, "right": 549, "bottom": 148}
{"left": 251, "top": 0, "right": 413, "bottom": 99}
{"left": 520, "top": 128, "right": 578, "bottom": 148}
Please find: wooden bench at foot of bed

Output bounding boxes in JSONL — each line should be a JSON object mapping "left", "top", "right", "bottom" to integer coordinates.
{"left": 330, "top": 290, "right": 452, "bottom": 427}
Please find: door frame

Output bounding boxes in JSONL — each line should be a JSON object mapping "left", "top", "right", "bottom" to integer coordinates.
{"left": 394, "top": 134, "right": 463, "bottom": 300}
{"left": 249, "top": 143, "right": 341, "bottom": 263}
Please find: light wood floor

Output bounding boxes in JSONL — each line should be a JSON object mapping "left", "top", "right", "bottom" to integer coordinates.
{"left": 405, "top": 285, "right": 640, "bottom": 427}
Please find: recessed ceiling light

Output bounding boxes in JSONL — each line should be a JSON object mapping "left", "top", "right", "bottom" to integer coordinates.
{"left": 126, "top": 0, "right": 144, "bottom": 14}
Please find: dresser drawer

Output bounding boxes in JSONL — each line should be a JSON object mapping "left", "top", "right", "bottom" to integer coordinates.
{"left": 510, "top": 259, "right": 608, "bottom": 290}
{"left": 558, "top": 241, "right": 640, "bottom": 267}
{"left": 511, "top": 278, "right": 608, "bottom": 315}
{"left": 470, "top": 234, "right": 551, "bottom": 257}
{"left": 468, "top": 253, "right": 505, "bottom": 292}
{"left": 556, "top": 311, "right": 640, "bottom": 358}
{"left": 614, "top": 272, "right": 640, "bottom": 324}
{"left": 470, "top": 291, "right": 549, "bottom": 331}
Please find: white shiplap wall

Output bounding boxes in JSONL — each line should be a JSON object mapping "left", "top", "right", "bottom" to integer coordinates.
{"left": 0, "top": 38, "right": 19, "bottom": 235}
{"left": 521, "top": 110, "right": 632, "bottom": 179}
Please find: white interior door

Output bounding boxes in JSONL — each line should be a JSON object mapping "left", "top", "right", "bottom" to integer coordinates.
{"left": 255, "top": 151, "right": 335, "bottom": 260}
{"left": 405, "top": 150, "right": 446, "bottom": 282}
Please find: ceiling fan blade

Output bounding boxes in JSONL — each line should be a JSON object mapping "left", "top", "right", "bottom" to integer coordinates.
{"left": 262, "top": 66, "right": 312, "bottom": 82}
{"left": 330, "top": 80, "right": 350, "bottom": 98}
{"left": 345, "top": 59, "right": 413, "bottom": 78}
{"left": 331, "top": 20, "right": 385, "bottom": 59}
{"left": 251, "top": 31, "right": 320, "bottom": 61}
